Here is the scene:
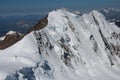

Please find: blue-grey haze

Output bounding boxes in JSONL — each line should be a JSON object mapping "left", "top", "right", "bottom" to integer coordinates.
{"left": 0, "top": 0, "right": 120, "bottom": 15}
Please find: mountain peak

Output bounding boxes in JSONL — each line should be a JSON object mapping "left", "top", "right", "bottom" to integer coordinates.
{"left": 0, "top": 9, "right": 120, "bottom": 80}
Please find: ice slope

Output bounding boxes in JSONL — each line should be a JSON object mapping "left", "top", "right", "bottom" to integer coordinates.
{"left": 0, "top": 9, "right": 120, "bottom": 80}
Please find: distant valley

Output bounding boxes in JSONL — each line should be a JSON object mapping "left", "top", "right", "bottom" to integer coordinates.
{"left": 0, "top": 15, "right": 44, "bottom": 36}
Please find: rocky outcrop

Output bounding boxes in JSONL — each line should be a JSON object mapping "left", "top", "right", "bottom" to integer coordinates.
{"left": 27, "top": 15, "right": 48, "bottom": 34}
{"left": 0, "top": 32, "right": 24, "bottom": 50}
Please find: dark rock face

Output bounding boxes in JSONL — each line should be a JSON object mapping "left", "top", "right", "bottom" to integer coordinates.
{"left": 0, "top": 33, "right": 24, "bottom": 50}
{"left": 27, "top": 15, "right": 48, "bottom": 34}
{"left": 115, "top": 21, "right": 120, "bottom": 27}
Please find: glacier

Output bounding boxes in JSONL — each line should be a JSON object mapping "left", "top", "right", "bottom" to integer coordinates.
{"left": 0, "top": 9, "right": 120, "bottom": 80}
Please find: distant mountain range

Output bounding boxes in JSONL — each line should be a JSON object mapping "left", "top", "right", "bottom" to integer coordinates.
{"left": 99, "top": 8, "right": 120, "bottom": 27}
{"left": 0, "top": 15, "right": 44, "bottom": 36}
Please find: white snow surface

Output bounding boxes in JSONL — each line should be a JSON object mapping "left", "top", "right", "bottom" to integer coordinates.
{"left": 6, "top": 31, "right": 17, "bottom": 35}
{"left": 0, "top": 36, "right": 6, "bottom": 41}
{"left": 0, "top": 9, "right": 120, "bottom": 80}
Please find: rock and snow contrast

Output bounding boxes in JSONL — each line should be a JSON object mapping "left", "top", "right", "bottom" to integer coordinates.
{"left": 0, "top": 31, "right": 18, "bottom": 41}
{"left": 0, "top": 9, "right": 120, "bottom": 80}
{"left": 0, "top": 31, "right": 23, "bottom": 50}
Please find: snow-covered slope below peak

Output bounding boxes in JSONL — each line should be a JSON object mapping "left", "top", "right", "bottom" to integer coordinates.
{"left": 0, "top": 9, "right": 120, "bottom": 80}
{"left": 0, "top": 32, "right": 40, "bottom": 79}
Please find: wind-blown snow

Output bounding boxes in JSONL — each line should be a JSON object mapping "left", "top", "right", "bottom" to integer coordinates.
{"left": 0, "top": 9, "right": 120, "bottom": 80}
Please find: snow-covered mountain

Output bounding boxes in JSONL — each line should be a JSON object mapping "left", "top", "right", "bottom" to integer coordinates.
{"left": 0, "top": 9, "right": 120, "bottom": 80}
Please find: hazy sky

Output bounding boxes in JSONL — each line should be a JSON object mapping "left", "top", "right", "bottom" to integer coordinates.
{"left": 0, "top": 0, "right": 120, "bottom": 15}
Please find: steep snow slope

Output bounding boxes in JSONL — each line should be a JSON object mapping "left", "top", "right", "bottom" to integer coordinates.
{"left": 0, "top": 9, "right": 120, "bottom": 80}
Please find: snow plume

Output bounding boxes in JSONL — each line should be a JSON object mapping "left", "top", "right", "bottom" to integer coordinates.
{"left": 0, "top": 9, "right": 120, "bottom": 80}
